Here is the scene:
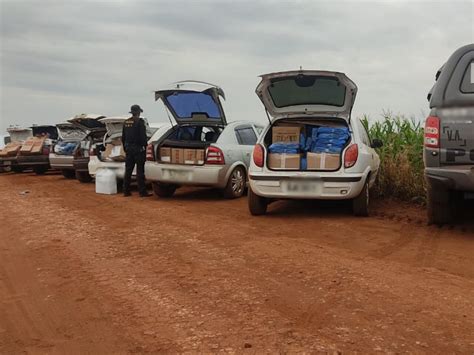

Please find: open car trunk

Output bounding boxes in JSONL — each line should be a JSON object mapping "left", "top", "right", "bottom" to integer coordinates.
{"left": 263, "top": 118, "right": 351, "bottom": 171}
{"left": 19, "top": 126, "right": 58, "bottom": 156}
{"left": 156, "top": 125, "right": 223, "bottom": 165}
{"left": 54, "top": 124, "right": 88, "bottom": 156}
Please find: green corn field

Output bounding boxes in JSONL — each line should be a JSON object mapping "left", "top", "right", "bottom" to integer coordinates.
{"left": 361, "top": 112, "right": 425, "bottom": 203}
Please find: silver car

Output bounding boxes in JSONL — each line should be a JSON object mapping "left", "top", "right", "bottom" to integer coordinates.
{"left": 145, "top": 81, "right": 264, "bottom": 199}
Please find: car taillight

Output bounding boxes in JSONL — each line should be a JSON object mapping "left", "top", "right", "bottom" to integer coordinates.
{"left": 146, "top": 144, "right": 155, "bottom": 161}
{"left": 344, "top": 144, "right": 359, "bottom": 168}
{"left": 89, "top": 147, "right": 96, "bottom": 156}
{"left": 425, "top": 115, "right": 440, "bottom": 148}
{"left": 42, "top": 146, "right": 50, "bottom": 155}
{"left": 253, "top": 144, "right": 264, "bottom": 167}
{"left": 205, "top": 146, "right": 225, "bottom": 165}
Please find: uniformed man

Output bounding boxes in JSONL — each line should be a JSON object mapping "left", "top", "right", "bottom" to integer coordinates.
{"left": 122, "top": 104, "right": 151, "bottom": 197}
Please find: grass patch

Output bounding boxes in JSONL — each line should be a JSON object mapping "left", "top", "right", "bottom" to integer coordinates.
{"left": 361, "top": 112, "right": 425, "bottom": 203}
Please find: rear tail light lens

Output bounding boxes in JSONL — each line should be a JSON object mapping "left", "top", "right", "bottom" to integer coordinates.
{"left": 205, "top": 146, "right": 225, "bottom": 165}
{"left": 146, "top": 144, "right": 155, "bottom": 161}
{"left": 424, "top": 115, "right": 440, "bottom": 148}
{"left": 89, "top": 147, "right": 96, "bottom": 156}
{"left": 42, "top": 147, "right": 50, "bottom": 155}
{"left": 344, "top": 144, "right": 359, "bottom": 168}
{"left": 253, "top": 144, "right": 264, "bottom": 167}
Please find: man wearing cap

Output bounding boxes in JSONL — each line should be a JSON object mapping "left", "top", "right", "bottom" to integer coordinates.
{"left": 122, "top": 104, "right": 151, "bottom": 197}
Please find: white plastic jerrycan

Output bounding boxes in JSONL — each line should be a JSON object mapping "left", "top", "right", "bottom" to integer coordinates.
{"left": 95, "top": 168, "right": 117, "bottom": 195}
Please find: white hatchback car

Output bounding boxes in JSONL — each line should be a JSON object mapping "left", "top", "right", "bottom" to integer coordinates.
{"left": 88, "top": 117, "right": 170, "bottom": 180}
{"left": 248, "top": 70, "right": 382, "bottom": 216}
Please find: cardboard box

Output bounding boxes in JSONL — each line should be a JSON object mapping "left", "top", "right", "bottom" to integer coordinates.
{"left": 20, "top": 138, "right": 35, "bottom": 153}
{"left": 196, "top": 149, "right": 205, "bottom": 165}
{"left": 160, "top": 147, "right": 171, "bottom": 163}
{"left": 183, "top": 149, "right": 196, "bottom": 165}
{"left": 268, "top": 153, "right": 301, "bottom": 170}
{"left": 307, "top": 152, "right": 340, "bottom": 170}
{"left": 110, "top": 144, "right": 126, "bottom": 161}
{"left": 171, "top": 148, "right": 184, "bottom": 164}
{"left": 272, "top": 126, "right": 301, "bottom": 143}
{"left": 31, "top": 137, "right": 45, "bottom": 154}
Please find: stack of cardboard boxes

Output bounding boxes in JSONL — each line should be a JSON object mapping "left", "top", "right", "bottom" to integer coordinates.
{"left": 268, "top": 125, "right": 302, "bottom": 170}
{"left": 0, "top": 142, "right": 22, "bottom": 157}
{"left": 19, "top": 137, "right": 46, "bottom": 155}
{"left": 160, "top": 147, "right": 205, "bottom": 165}
{"left": 103, "top": 138, "right": 126, "bottom": 162}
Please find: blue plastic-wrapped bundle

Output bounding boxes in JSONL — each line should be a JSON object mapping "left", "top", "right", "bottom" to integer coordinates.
{"left": 55, "top": 142, "right": 79, "bottom": 155}
{"left": 300, "top": 156, "right": 307, "bottom": 170}
{"left": 317, "top": 127, "right": 350, "bottom": 136}
{"left": 309, "top": 126, "right": 350, "bottom": 153}
{"left": 312, "top": 145, "right": 344, "bottom": 154}
{"left": 268, "top": 143, "right": 300, "bottom": 154}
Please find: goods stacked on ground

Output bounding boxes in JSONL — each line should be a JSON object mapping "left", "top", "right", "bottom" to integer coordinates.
{"left": 267, "top": 123, "right": 350, "bottom": 171}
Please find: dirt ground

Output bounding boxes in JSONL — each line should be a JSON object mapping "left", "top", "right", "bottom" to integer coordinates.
{"left": 0, "top": 171, "right": 473, "bottom": 354}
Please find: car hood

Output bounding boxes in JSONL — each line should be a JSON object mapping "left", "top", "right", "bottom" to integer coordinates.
{"left": 255, "top": 70, "right": 357, "bottom": 120}
{"left": 154, "top": 80, "right": 227, "bottom": 126}
{"left": 68, "top": 113, "right": 106, "bottom": 132}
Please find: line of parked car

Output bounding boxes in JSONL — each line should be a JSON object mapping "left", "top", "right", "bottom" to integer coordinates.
{"left": 1, "top": 44, "right": 473, "bottom": 224}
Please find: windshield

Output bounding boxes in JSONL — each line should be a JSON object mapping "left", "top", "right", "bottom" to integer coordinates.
{"left": 165, "top": 91, "right": 221, "bottom": 119}
{"left": 268, "top": 75, "right": 346, "bottom": 108}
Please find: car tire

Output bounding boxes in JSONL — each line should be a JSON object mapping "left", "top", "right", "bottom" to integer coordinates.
{"left": 11, "top": 166, "right": 24, "bottom": 173}
{"left": 427, "top": 181, "right": 454, "bottom": 225}
{"left": 248, "top": 187, "right": 268, "bottom": 215}
{"left": 223, "top": 166, "right": 246, "bottom": 199}
{"left": 353, "top": 180, "right": 369, "bottom": 217}
{"left": 61, "top": 169, "right": 76, "bottom": 179}
{"left": 33, "top": 166, "right": 48, "bottom": 175}
{"left": 152, "top": 182, "right": 177, "bottom": 198}
{"left": 75, "top": 170, "right": 92, "bottom": 183}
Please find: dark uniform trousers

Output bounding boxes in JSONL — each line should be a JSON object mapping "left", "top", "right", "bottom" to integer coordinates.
{"left": 123, "top": 145, "right": 147, "bottom": 195}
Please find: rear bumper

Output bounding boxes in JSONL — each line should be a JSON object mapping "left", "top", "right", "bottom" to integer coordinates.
{"left": 73, "top": 157, "right": 90, "bottom": 172}
{"left": 88, "top": 158, "right": 127, "bottom": 179}
{"left": 0, "top": 156, "right": 18, "bottom": 166}
{"left": 145, "top": 162, "right": 229, "bottom": 188}
{"left": 249, "top": 174, "right": 365, "bottom": 199}
{"left": 49, "top": 153, "right": 74, "bottom": 170}
{"left": 425, "top": 166, "right": 474, "bottom": 192}
{"left": 17, "top": 155, "right": 50, "bottom": 167}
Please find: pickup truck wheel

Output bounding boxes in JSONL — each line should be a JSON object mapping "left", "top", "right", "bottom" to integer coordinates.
{"left": 223, "top": 166, "right": 246, "bottom": 199}
{"left": 61, "top": 169, "right": 76, "bottom": 179}
{"left": 75, "top": 170, "right": 92, "bottom": 183}
{"left": 427, "top": 182, "right": 454, "bottom": 225}
{"left": 248, "top": 188, "right": 268, "bottom": 215}
{"left": 152, "top": 182, "right": 176, "bottom": 198}
{"left": 33, "top": 166, "right": 48, "bottom": 175}
{"left": 11, "top": 166, "right": 24, "bottom": 173}
{"left": 353, "top": 180, "right": 369, "bottom": 217}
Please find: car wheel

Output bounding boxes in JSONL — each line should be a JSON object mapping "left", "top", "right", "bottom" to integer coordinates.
{"left": 353, "top": 180, "right": 369, "bottom": 217}
{"left": 223, "top": 166, "right": 246, "bottom": 199}
{"left": 33, "top": 166, "right": 48, "bottom": 175}
{"left": 75, "top": 170, "right": 92, "bottom": 183}
{"left": 61, "top": 169, "right": 76, "bottom": 179}
{"left": 248, "top": 187, "right": 268, "bottom": 215}
{"left": 427, "top": 181, "right": 454, "bottom": 225}
{"left": 11, "top": 166, "right": 24, "bottom": 173}
{"left": 152, "top": 182, "right": 177, "bottom": 198}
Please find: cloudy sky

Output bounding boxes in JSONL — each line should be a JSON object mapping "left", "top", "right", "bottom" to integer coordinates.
{"left": 0, "top": 0, "right": 473, "bottom": 133}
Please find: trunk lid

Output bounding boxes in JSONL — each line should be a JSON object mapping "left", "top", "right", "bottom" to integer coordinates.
{"left": 154, "top": 80, "right": 227, "bottom": 126}
{"left": 6, "top": 128, "right": 32, "bottom": 142}
{"left": 56, "top": 123, "right": 88, "bottom": 141}
{"left": 256, "top": 70, "right": 357, "bottom": 121}
{"left": 99, "top": 116, "right": 129, "bottom": 138}
{"left": 68, "top": 113, "right": 106, "bottom": 132}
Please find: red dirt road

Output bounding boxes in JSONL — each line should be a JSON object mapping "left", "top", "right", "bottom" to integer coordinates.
{"left": 1, "top": 172, "right": 473, "bottom": 353}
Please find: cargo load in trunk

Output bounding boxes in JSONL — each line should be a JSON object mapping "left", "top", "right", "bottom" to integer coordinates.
{"left": 264, "top": 119, "right": 351, "bottom": 171}
{"left": 157, "top": 125, "right": 222, "bottom": 165}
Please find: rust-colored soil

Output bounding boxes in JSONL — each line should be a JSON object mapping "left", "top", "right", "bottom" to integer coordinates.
{"left": 1, "top": 172, "right": 473, "bottom": 353}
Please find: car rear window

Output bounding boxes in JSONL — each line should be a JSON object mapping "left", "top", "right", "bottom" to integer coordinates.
{"left": 268, "top": 75, "right": 346, "bottom": 108}
{"left": 166, "top": 91, "right": 221, "bottom": 119}
{"left": 460, "top": 61, "right": 474, "bottom": 94}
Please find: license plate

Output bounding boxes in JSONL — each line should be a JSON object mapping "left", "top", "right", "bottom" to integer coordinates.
{"left": 163, "top": 169, "right": 192, "bottom": 181}
{"left": 282, "top": 180, "right": 319, "bottom": 193}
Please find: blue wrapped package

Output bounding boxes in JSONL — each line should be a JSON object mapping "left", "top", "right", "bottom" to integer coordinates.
{"left": 300, "top": 156, "right": 307, "bottom": 170}
{"left": 299, "top": 133, "right": 306, "bottom": 151}
{"left": 268, "top": 143, "right": 299, "bottom": 154}
{"left": 312, "top": 146, "right": 344, "bottom": 154}
{"left": 317, "top": 133, "right": 350, "bottom": 140}
{"left": 315, "top": 138, "right": 348, "bottom": 146}
{"left": 317, "top": 127, "right": 349, "bottom": 136}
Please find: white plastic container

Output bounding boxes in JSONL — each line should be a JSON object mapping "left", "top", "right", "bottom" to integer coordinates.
{"left": 95, "top": 168, "right": 117, "bottom": 195}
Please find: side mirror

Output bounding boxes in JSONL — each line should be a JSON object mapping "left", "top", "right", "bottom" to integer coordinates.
{"left": 371, "top": 139, "right": 383, "bottom": 149}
